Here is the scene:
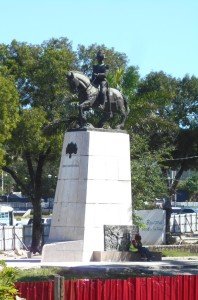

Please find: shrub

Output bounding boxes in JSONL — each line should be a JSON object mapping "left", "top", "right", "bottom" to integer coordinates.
{"left": 0, "top": 260, "right": 18, "bottom": 300}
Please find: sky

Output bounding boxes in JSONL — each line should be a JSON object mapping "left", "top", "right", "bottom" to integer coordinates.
{"left": 0, "top": 0, "right": 198, "bottom": 79}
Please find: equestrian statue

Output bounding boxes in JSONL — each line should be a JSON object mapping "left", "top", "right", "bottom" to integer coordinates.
{"left": 67, "top": 50, "right": 129, "bottom": 129}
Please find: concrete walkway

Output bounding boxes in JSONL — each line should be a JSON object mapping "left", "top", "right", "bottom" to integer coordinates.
{"left": 4, "top": 257, "right": 198, "bottom": 275}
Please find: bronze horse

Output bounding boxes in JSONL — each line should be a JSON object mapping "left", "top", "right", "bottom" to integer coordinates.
{"left": 67, "top": 71, "right": 129, "bottom": 129}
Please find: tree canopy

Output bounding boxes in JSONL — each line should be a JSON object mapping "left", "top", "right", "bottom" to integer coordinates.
{"left": 0, "top": 73, "right": 19, "bottom": 164}
{"left": 0, "top": 38, "right": 77, "bottom": 251}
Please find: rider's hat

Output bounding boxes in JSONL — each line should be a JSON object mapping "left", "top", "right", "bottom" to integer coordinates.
{"left": 96, "top": 50, "right": 105, "bottom": 60}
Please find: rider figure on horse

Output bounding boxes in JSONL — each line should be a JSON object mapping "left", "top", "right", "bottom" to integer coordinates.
{"left": 91, "top": 50, "right": 109, "bottom": 110}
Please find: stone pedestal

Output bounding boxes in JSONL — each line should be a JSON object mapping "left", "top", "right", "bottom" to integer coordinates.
{"left": 42, "top": 129, "right": 132, "bottom": 262}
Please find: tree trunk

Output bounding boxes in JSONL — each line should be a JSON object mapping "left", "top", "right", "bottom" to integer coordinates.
{"left": 3, "top": 149, "right": 51, "bottom": 253}
{"left": 164, "top": 165, "right": 185, "bottom": 244}
{"left": 30, "top": 198, "right": 43, "bottom": 253}
{"left": 30, "top": 151, "right": 50, "bottom": 253}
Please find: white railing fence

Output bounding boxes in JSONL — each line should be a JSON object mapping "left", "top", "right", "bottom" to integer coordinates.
{"left": 171, "top": 202, "right": 198, "bottom": 207}
{"left": 170, "top": 213, "right": 198, "bottom": 233}
{"left": 0, "top": 225, "right": 50, "bottom": 251}
{"left": 1, "top": 215, "right": 198, "bottom": 251}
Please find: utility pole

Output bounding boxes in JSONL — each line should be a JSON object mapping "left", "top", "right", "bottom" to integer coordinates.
{"left": 171, "top": 170, "right": 177, "bottom": 206}
{"left": 1, "top": 171, "right": 4, "bottom": 194}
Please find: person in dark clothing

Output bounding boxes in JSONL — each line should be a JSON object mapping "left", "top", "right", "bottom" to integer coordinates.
{"left": 130, "top": 234, "right": 152, "bottom": 261}
{"left": 91, "top": 50, "right": 109, "bottom": 109}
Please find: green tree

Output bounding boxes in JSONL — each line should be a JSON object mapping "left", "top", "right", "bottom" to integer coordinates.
{"left": 159, "top": 75, "right": 198, "bottom": 198}
{"left": 131, "top": 134, "right": 168, "bottom": 210}
{"left": 178, "top": 173, "right": 198, "bottom": 201}
{"left": 0, "top": 38, "right": 76, "bottom": 252}
{"left": 128, "top": 71, "right": 198, "bottom": 242}
{"left": 132, "top": 71, "right": 198, "bottom": 194}
{"left": 0, "top": 73, "right": 19, "bottom": 164}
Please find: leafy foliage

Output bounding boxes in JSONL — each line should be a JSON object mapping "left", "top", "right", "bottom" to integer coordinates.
{"left": 0, "top": 260, "right": 18, "bottom": 300}
{"left": 0, "top": 74, "right": 19, "bottom": 164}
{"left": 131, "top": 134, "right": 168, "bottom": 209}
{"left": 0, "top": 38, "right": 77, "bottom": 251}
{"left": 129, "top": 71, "right": 198, "bottom": 199}
{"left": 178, "top": 173, "right": 198, "bottom": 201}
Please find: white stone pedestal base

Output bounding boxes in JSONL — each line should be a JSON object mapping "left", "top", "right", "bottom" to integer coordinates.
{"left": 42, "top": 129, "right": 132, "bottom": 262}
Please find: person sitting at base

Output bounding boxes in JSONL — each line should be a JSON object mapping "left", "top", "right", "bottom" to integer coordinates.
{"left": 129, "top": 234, "right": 152, "bottom": 261}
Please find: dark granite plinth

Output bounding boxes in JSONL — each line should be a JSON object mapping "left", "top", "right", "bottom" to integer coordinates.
{"left": 104, "top": 225, "right": 138, "bottom": 251}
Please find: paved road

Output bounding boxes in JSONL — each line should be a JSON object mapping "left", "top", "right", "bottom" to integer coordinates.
{"left": 5, "top": 257, "right": 198, "bottom": 275}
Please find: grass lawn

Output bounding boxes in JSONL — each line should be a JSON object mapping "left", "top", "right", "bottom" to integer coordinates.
{"left": 15, "top": 267, "right": 146, "bottom": 282}
{"left": 162, "top": 249, "right": 197, "bottom": 257}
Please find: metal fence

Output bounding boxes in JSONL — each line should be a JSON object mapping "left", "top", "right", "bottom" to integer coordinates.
{"left": 170, "top": 212, "right": 198, "bottom": 233}
{"left": 0, "top": 201, "right": 33, "bottom": 210}
{"left": 0, "top": 226, "right": 23, "bottom": 251}
{"left": 171, "top": 202, "right": 198, "bottom": 207}
{"left": 23, "top": 224, "right": 50, "bottom": 249}
{"left": 0, "top": 200, "right": 54, "bottom": 210}
{"left": 0, "top": 224, "right": 50, "bottom": 251}
{"left": 15, "top": 275, "right": 198, "bottom": 300}
{"left": 1, "top": 213, "right": 198, "bottom": 251}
